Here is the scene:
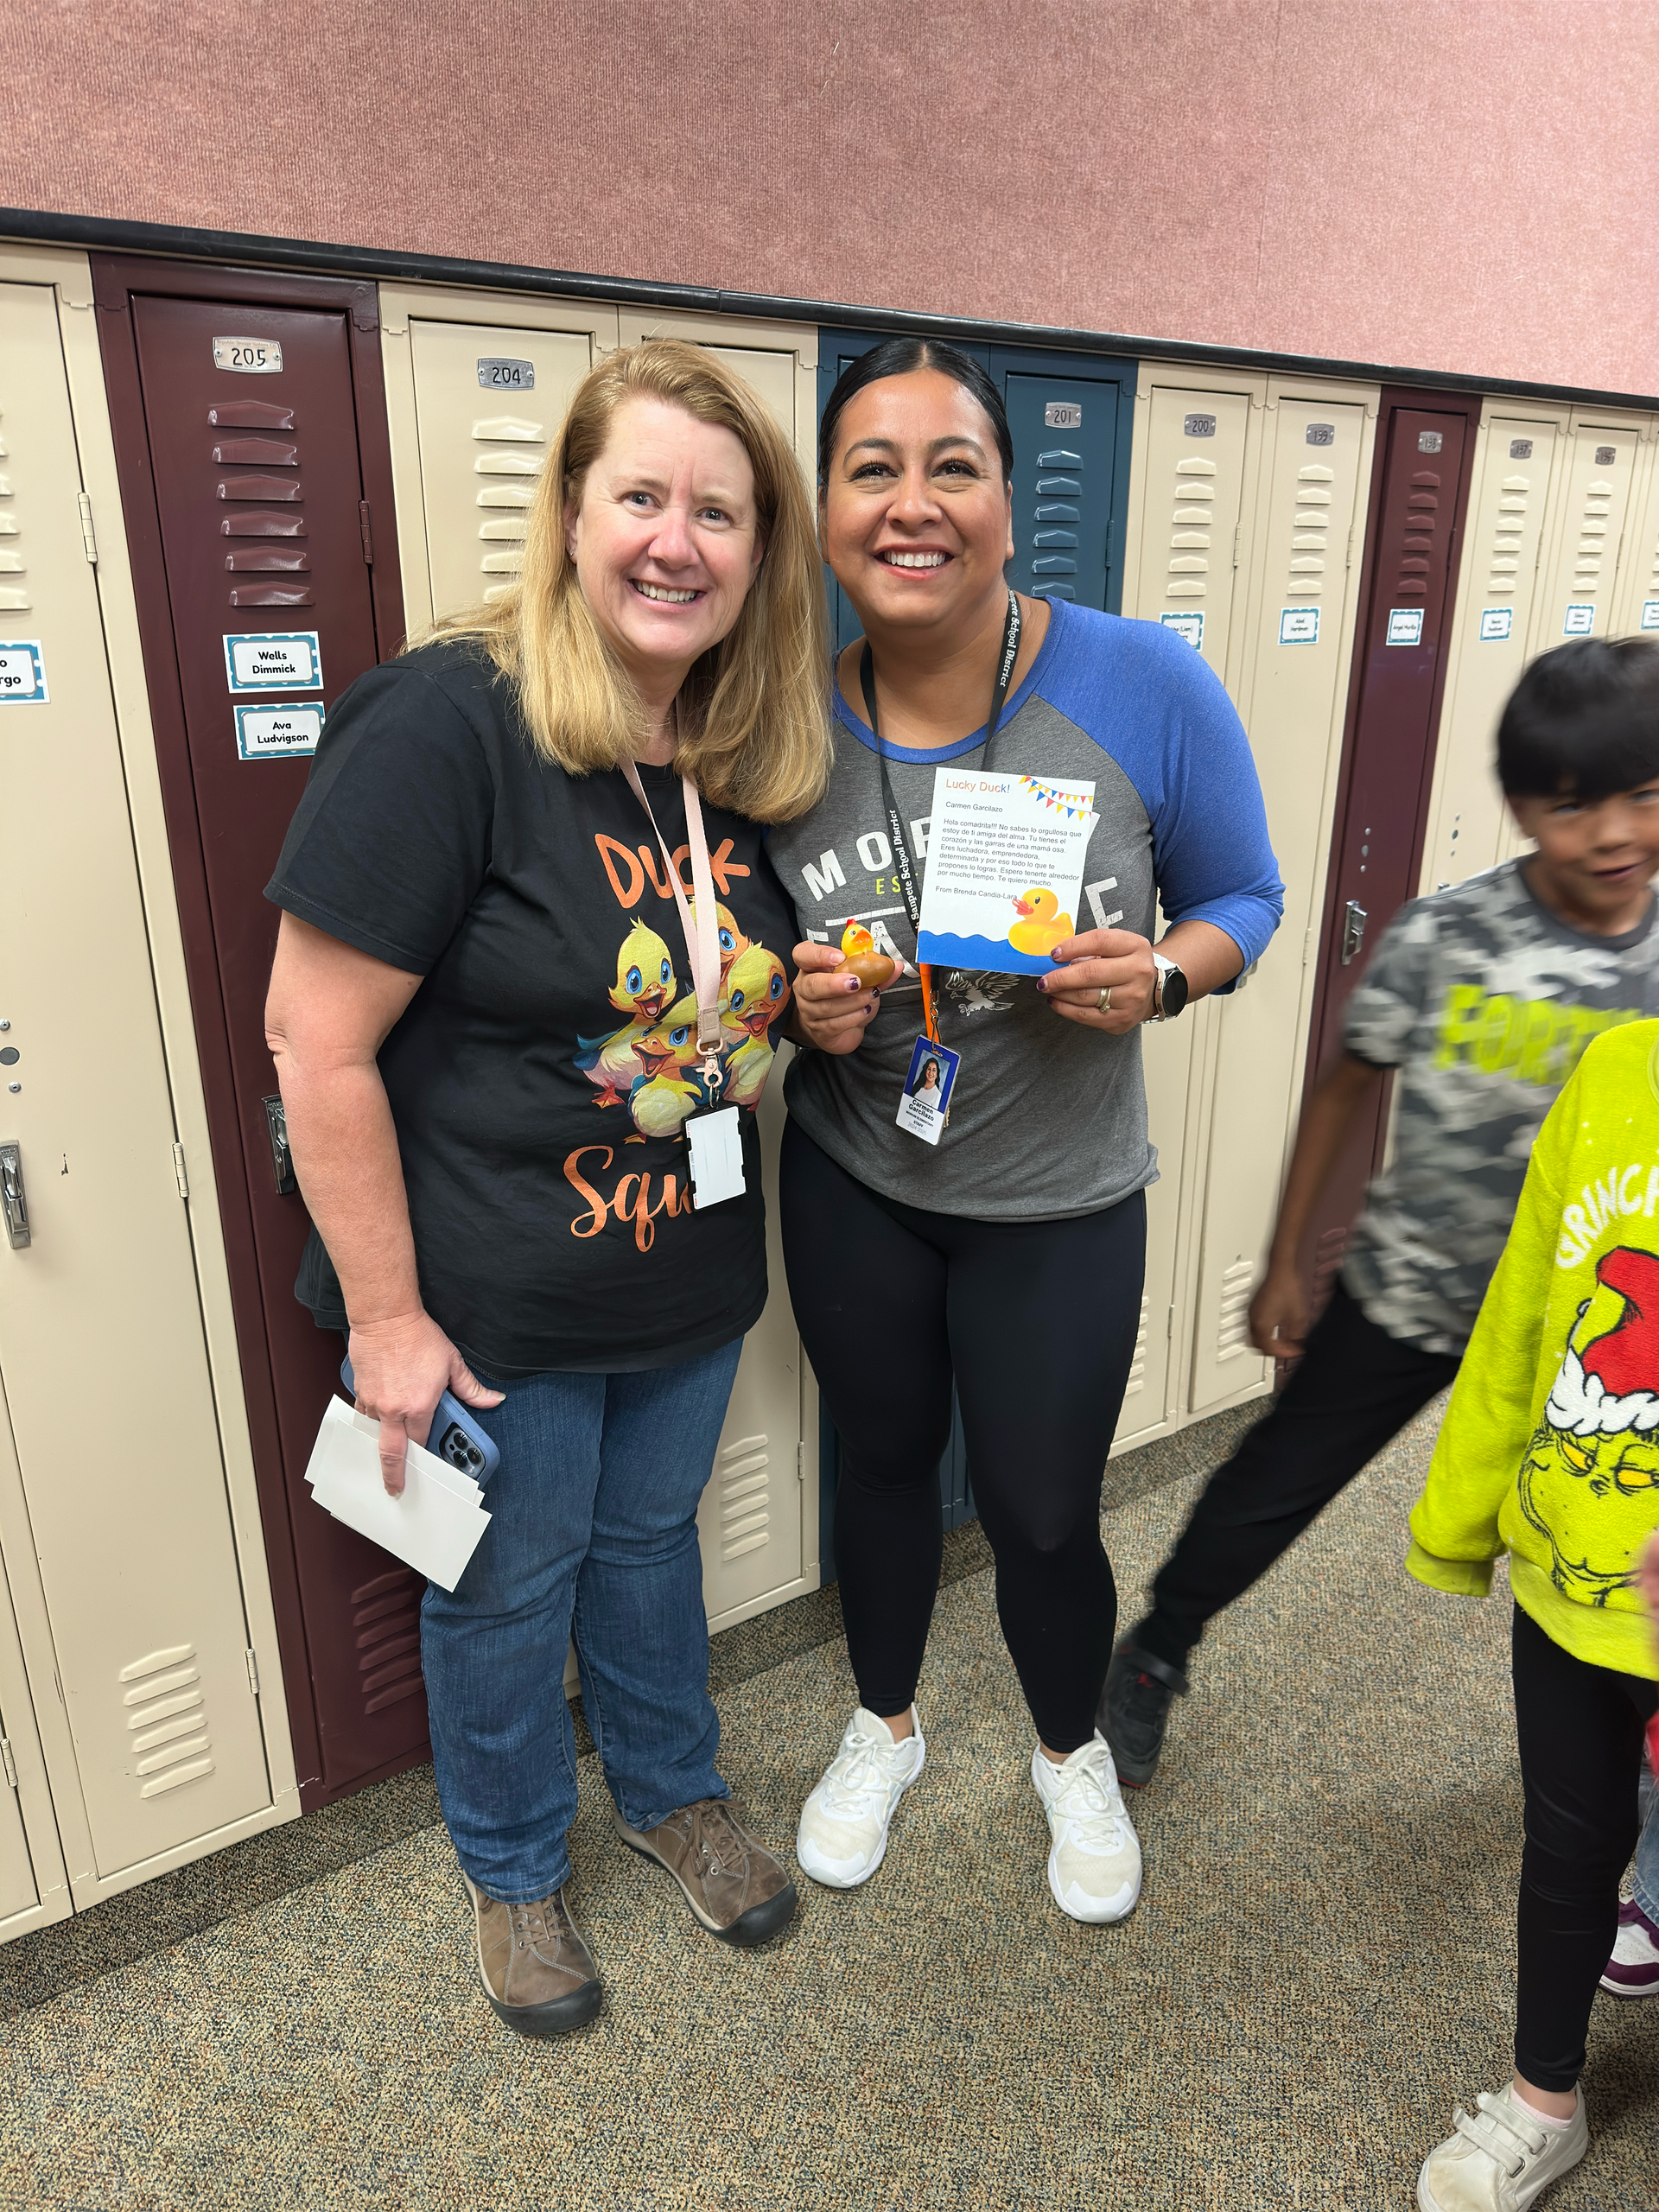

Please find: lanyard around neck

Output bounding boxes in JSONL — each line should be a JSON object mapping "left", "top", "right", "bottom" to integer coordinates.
{"left": 620, "top": 752, "right": 726, "bottom": 1091}
{"left": 858, "top": 590, "right": 1022, "bottom": 1039}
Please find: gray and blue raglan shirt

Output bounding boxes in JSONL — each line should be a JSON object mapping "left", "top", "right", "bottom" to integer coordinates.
{"left": 766, "top": 601, "right": 1284, "bottom": 1221}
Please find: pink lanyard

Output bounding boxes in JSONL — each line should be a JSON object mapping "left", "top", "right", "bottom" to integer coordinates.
{"left": 620, "top": 757, "right": 726, "bottom": 1096}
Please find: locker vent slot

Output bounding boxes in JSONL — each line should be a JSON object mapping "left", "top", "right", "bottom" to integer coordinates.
{"left": 1287, "top": 461, "right": 1334, "bottom": 596}
{"left": 1214, "top": 1261, "right": 1255, "bottom": 1361}
{"left": 120, "top": 1642, "right": 216, "bottom": 1797}
{"left": 1166, "top": 454, "right": 1216, "bottom": 600}
{"left": 473, "top": 412, "right": 546, "bottom": 591}
{"left": 715, "top": 1433, "right": 772, "bottom": 1563}
{"left": 207, "top": 404, "right": 308, "bottom": 602}
{"left": 353, "top": 1567, "right": 425, "bottom": 1715}
{"left": 1489, "top": 473, "right": 1529, "bottom": 595}
{"left": 1574, "top": 479, "right": 1614, "bottom": 592}
{"left": 0, "top": 423, "right": 27, "bottom": 606}
{"left": 1393, "top": 472, "right": 1439, "bottom": 595}
{"left": 1311, "top": 1225, "right": 1349, "bottom": 1313}
{"left": 1123, "top": 1296, "right": 1150, "bottom": 1397}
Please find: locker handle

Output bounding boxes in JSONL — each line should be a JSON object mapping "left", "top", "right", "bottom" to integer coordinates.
{"left": 1340, "top": 900, "right": 1369, "bottom": 967}
{"left": 0, "top": 1143, "right": 29, "bottom": 1249}
{"left": 263, "top": 1096, "right": 298, "bottom": 1198}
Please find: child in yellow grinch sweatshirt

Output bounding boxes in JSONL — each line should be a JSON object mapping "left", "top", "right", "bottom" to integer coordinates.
{"left": 1408, "top": 1017, "right": 1659, "bottom": 2211}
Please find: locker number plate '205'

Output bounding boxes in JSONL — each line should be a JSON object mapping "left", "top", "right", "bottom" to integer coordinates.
{"left": 213, "top": 337, "right": 283, "bottom": 374}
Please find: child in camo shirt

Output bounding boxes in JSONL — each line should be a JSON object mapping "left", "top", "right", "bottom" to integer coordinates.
{"left": 1102, "top": 638, "right": 1659, "bottom": 1842}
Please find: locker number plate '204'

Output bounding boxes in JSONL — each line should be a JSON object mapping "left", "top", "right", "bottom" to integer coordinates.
{"left": 213, "top": 337, "right": 283, "bottom": 374}
{"left": 478, "top": 358, "right": 536, "bottom": 391}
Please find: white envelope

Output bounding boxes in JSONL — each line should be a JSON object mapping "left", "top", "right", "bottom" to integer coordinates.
{"left": 302, "top": 1395, "right": 492, "bottom": 1592}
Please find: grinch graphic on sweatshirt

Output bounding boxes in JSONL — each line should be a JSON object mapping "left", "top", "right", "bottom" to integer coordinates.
{"left": 1520, "top": 1245, "right": 1659, "bottom": 1605}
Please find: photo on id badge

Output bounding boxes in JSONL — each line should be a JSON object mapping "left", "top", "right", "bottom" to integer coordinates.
{"left": 896, "top": 1037, "right": 961, "bottom": 1146}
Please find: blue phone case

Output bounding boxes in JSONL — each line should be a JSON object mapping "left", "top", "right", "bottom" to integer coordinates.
{"left": 339, "top": 1357, "right": 500, "bottom": 1488}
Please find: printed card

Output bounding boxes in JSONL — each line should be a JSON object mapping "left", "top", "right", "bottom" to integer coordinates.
{"left": 915, "top": 769, "right": 1098, "bottom": 976}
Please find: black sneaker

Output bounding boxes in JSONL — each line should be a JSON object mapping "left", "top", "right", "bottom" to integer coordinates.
{"left": 1097, "top": 1642, "right": 1190, "bottom": 1789}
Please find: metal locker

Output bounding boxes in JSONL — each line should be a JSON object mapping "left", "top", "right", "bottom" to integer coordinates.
{"left": 0, "top": 266, "right": 279, "bottom": 1889}
{"left": 379, "top": 285, "right": 620, "bottom": 632}
{"left": 615, "top": 310, "right": 820, "bottom": 1627}
{"left": 1297, "top": 391, "right": 1480, "bottom": 1313}
{"left": 93, "top": 257, "right": 418, "bottom": 1809}
{"left": 1122, "top": 383, "right": 1257, "bottom": 687}
{"left": 1611, "top": 428, "right": 1659, "bottom": 644}
{"left": 1420, "top": 409, "right": 1569, "bottom": 893}
{"left": 1185, "top": 387, "right": 1376, "bottom": 1414}
{"left": 1531, "top": 416, "right": 1644, "bottom": 651}
{"left": 0, "top": 1515, "right": 69, "bottom": 1939}
{"left": 385, "top": 294, "right": 818, "bottom": 1632}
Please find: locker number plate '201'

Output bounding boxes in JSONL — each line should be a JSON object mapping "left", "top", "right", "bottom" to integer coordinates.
{"left": 213, "top": 337, "right": 283, "bottom": 374}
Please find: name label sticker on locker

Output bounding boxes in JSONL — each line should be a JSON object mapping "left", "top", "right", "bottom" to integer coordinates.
{"left": 1386, "top": 608, "right": 1425, "bottom": 646}
{"left": 0, "top": 641, "right": 48, "bottom": 703}
{"left": 1642, "top": 601, "right": 1659, "bottom": 632}
{"left": 1278, "top": 607, "right": 1320, "bottom": 645}
{"left": 224, "top": 631, "right": 323, "bottom": 693}
{"left": 235, "top": 703, "right": 324, "bottom": 760}
{"left": 1479, "top": 608, "right": 1514, "bottom": 642}
{"left": 1160, "top": 611, "right": 1205, "bottom": 651}
{"left": 1562, "top": 603, "right": 1597, "bottom": 637}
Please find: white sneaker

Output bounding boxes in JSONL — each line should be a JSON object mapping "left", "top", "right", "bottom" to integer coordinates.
{"left": 796, "top": 1707, "right": 925, "bottom": 1889}
{"left": 1030, "top": 1732, "right": 1142, "bottom": 1924}
{"left": 1417, "top": 2083, "right": 1588, "bottom": 2210}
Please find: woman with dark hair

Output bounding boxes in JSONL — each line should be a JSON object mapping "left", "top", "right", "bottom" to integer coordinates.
{"left": 768, "top": 337, "right": 1283, "bottom": 1923}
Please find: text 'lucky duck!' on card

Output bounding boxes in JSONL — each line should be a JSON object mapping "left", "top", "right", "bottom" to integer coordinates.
{"left": 915, "top": 770, "right": 1098, "bottom": 976}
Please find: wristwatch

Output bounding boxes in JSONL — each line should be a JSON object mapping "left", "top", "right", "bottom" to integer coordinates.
{"left": 1150, "top": 954, "right": 1189, "bottom": 1022}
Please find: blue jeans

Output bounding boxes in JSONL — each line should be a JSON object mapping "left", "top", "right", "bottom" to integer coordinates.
{"left": 420, "top": 1339, "right": 743, "bottom": 1901}
{"left": 1637, "top": 1759, "right": 1658, "bottom": 1923}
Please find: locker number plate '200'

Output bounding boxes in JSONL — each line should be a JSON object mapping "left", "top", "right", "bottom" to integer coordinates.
{"left": 213, "top": 337, "right": 283, "bottom": 374}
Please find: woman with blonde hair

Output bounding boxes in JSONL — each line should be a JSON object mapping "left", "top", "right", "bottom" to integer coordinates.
{"left": 264, "top": 341, "right": 829, "bottom": 2037}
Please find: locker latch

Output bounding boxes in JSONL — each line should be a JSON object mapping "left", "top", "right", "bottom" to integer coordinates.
{"left": 0, "top": 1143, "right": 29, "bottom": 1249}
{"left": 263, "top": 1095, "right": 298, "bottom": 1197}
{"left": 0, "top": 1737, "right": 15, "bottom": 1789}
{"left": 1340, "top": 900, "right": 1369, "bottom": 967}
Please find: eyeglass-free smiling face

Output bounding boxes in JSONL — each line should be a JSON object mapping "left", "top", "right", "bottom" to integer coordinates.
{"left": 565, "top": 396, "right": 764, "bottom": 689}
{"left": 819, "top": 368, "right": 1014, "bottom": 643}
{"left": 1510, "top": 779, "right": 1659, "bottom": 934}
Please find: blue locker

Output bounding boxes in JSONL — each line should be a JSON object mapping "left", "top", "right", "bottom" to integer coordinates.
{"left": 813, "top": 330, "right": 1135, "bottom": 1574}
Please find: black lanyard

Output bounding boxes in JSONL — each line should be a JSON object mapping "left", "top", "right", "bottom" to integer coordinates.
{"left": 860, "top": 588, "right": 1022, "bottom": 950}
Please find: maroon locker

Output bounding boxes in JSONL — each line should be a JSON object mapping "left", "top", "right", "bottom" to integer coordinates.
{"left": 1296, "top": 390, "right": 1480, "bottom": 1319}
{"left": 92, "top": 257, "right": 429, "bottom": 1807}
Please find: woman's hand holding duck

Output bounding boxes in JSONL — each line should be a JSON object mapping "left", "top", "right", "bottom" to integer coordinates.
{"left": 787, "top": 938, "right": 883, "bottom": 1053}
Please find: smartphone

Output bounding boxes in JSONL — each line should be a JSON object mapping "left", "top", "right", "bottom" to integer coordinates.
{"left": 339, "top": 1357, "right": 500, "bottom": 1488}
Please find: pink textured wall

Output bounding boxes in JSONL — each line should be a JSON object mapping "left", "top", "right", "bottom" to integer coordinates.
{"left": 7, "top": 0, "right": 1657, "bottom": 394}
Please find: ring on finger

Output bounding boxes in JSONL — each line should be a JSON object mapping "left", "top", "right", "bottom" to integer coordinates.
{"left": 1096, "top": 985, "right": 1112, "bottom": 1014}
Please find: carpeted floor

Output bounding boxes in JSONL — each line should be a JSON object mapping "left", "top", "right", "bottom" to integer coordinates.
{"left": 2, "top": 1395, "right": 1656, "bottom": 2209}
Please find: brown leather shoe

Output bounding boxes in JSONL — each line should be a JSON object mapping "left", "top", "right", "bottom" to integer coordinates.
{"left": 613, "top": 1796, "right": 798, "bottom": 1946}
{"left": 466, "top": 1875, "right": 602, "bottom": 2036}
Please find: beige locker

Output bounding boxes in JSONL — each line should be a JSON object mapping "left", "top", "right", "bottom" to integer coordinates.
{"left": 0, "top": 1529, "right": 68, "bottom": 1937}
{"left": 381, "top": 285, "right": 817, "bottom": 1628}
{"left": 1186, "top": 385, "right": 1376, "bottom": 1414}
{"left": 615, "top": 309, "right": 818, "bottom": 486}
{"left": 1611, "top": 430, "right": 1659, "bottom": 643}
{"left": 1534, "top": 416, "right": 1646, "bottom": 648}
{"left": 1123, "top": 382, "right": 1259, "bottom": 690}
{"left": 1109, "top": 1016, "right": 1197, "bottom": 1451}
{"left": 0, "top": 269, "right": 279, "bottom": 1897}
{"left": 1420, "top": 408, "right": 1569, "bottom": 893}
{"left": 379, "top": 284, "right": 621, "bottom": 633}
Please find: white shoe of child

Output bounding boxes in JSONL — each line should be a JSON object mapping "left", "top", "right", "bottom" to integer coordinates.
{"left": 1416, "top": 2082, "right": 1588, "bottom": 2211}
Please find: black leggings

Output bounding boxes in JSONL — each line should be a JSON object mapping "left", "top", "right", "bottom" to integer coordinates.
{"left": 779, "top": 1122, "right": 1146, "bottom": 1753}
{"left": 1512, "top": 1603, "right": 1658, "bottom": 2091}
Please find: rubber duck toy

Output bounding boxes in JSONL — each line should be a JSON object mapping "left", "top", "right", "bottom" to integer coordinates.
{"left": 721, "top": 946, "right": 791, "bottom": 1109}
{"left": 575, "top": 919, "right": 677, "bottom": 1106}
{"left": 838, "top": 920, "right": 897, "bottom": 990}
{"left": 690, "top": 897, "right": 751, "bottom": 990}
{"left": 627, "top": 997, "right": 705, "bottom": 1140}
{"left": 1008, "top": 887, "right": 1074, "bottom": 957}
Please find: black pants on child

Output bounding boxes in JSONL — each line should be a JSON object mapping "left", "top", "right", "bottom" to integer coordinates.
{"left": 779, "top": 1121, "right": 1145, "bottom": 1754}
{"left": 1134, "top": 1283, "right": 1460, "bottom": 1671}
{"left": 1512, "top": 1602, "right": 1657, "bottom": 2090}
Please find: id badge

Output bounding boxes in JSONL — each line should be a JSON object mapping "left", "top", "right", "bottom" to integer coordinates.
{"left": 687, "top": 1106, "right": 747, "bottom": 1207}
{"left": 895, "top": 1036, "right": 961, "bottom": 1147}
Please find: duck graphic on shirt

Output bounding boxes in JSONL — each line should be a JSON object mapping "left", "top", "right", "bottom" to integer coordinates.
{"left": 1519, "top": 1244, "right": 1659, "bottom": 1604}
{"left": 575, "top": 920, "right": 679, "bottom": 1108}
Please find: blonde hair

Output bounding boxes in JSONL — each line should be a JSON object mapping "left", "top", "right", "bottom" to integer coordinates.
{"left": 425, "top": 340, "right": 830, "bottom": 823}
